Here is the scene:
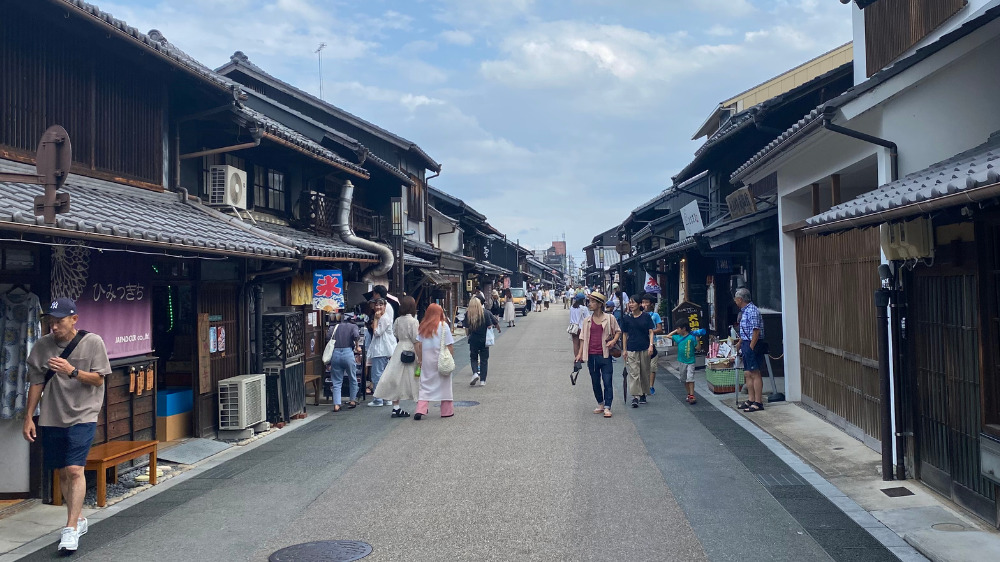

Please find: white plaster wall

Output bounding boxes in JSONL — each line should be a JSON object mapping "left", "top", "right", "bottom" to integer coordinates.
{"left": 0, "top": 420, "right": 30, "bottom": 493}
{"left": 852, "top": 4, "right": 867, "bottom": 85}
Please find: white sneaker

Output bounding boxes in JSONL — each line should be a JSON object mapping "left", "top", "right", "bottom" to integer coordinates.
{"left": 58, "top": 527, "right": 79, "bottom": 552}
{"left": 470, "top": 373, "right": 480, "bottom": 386}
{"left": 77, "top": 517, "right": 88, "bottom": 536}
{"left": 479, "top": 381, "right": 486, "bottom": 386}
{"left": 367, "top": 399, "right": 383, "bottom": 407}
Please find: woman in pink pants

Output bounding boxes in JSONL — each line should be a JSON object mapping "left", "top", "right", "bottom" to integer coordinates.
{"left": 414, "top": 303, "right": 456, "bottom": 420}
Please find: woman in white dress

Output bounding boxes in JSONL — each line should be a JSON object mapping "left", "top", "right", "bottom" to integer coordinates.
{"left": 502, "top": 288, "right": 516, "bottom": 328}
{"left": 373, "top": 296, "right": 419, "bottom": 418}
{"left": 414, "top": 303, "right": 456, "bottom": 420}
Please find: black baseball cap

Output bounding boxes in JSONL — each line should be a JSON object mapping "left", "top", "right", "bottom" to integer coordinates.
{"left": 45, "top": 297, "right": 77, "bottom": 318}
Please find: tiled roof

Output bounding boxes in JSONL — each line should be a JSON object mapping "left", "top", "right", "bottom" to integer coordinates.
{"left": 806, "top": 133, "right": 1000, "bottom": 228}
{"left": 58, "top": 1, "right": 239, "bottom": 95}
{"left": 404, "top": 253, "right": 434, "bottom": 267}
{"left": 732, "top": 6, "right": 1000, "bottom": 183}
{"left": 252, "top": 222, "right": 376, "bottom": 261}
{"left": 640, "top": 238, "right": 697, "bottom": 263}
{"left": 0, "top": 160, "right": 298, "bottom": 260}
{"left": 404, "top": 239, "right": 441, "bottom": 257}
{"left": 236, "top": 106, "right": 369, "bottom": 178}
{"left": 220, "top": 52, "right": 440, "bottom": 172}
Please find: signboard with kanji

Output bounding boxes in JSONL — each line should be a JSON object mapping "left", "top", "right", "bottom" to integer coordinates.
{"left": 672, "top": 301, "right": 704, "bottom": 334}
{"left": 312, "top": 269, "right": 345, "bottom": 312}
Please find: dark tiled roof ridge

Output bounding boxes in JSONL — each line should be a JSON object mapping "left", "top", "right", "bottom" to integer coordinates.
{"left": 221, "top": 51, "right": 441, "bottom": 171}
{"left": 805, "top": 131, "right": 1000, "bottom": 227}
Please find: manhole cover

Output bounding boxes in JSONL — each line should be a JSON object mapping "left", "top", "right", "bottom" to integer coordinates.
{"left": 269, "top": 540, "right": 372, "bottom": 561}
{"left": 880, "top": 486, "right": 915, "bottom": 498}
{"left": 931, "top": 523, "right": 966, "bottom": 532}
{"left": 433, "top": 401, "right": 480, "bottom": 407}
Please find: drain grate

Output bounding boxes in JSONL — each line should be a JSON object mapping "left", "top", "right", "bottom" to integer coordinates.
{"left": 755, "top": 473, "right": 809, "bottom": 487}
{"left": 269, "top": 540, "right": 372, "bottom": 561}
{"left": 880, "top": 486, "right": 915, "bottom": 497}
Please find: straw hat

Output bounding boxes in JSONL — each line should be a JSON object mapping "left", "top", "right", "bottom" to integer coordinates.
{"left": 589, "top": 291, "right": 607, "bottom": 304}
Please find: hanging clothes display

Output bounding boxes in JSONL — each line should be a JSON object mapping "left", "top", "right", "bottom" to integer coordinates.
{"left": 1, "top": 290, "right": 42, "bottom": 420}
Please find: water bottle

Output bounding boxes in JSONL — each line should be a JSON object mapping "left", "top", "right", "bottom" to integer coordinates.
{"left": 414, "top": 365, "right": 421, "bottom": 378}
{"left": 692, "top": 328, "right": 706, "bottom": 337}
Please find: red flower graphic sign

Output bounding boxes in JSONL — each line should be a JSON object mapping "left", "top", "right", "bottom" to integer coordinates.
{"left": 313, "top": 269, "right": 345, "bottom": 312}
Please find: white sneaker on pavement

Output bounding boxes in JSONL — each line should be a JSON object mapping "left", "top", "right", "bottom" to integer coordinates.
{"left": 58, "top": 527, "right": 79, "bottom": 552}
{"left": 77, "top": 517, "right": 88, "bottom": 536}
{"left": 470, "top": 373, "right": 480, "bottom": 386}
{"left": 479, "top": 381, "right": 486, "bottom": 386}
{"left": 367, "top": 399, "right": 383, "bottom": 407}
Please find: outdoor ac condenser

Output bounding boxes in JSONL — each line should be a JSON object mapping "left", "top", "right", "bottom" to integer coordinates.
{"left": 218, "top": 374, "right": 267, "bottom": 430}
{"left": 208, "top": 165, "right": 248, "bottom": 209}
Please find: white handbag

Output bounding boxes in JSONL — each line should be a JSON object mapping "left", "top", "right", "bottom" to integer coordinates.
{"left": 437, "top": 325, "right": 456, "bottom": 374}
{"left": 322, "top": 328, "right": 337, "bottom": 365}
{"left": 485, "top": 327, "right": 496, "bottom": 347}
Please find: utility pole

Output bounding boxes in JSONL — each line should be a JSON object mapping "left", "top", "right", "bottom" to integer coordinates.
{"left": 315, "top": 43, "right": 327, "bottom": 100}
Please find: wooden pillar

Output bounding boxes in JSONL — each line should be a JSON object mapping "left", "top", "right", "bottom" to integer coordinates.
{"left": 831, "top": 174, "right": 842, "bottom": 206}
{"left": 811, "top": 183, "right": 820, "bottom": 216}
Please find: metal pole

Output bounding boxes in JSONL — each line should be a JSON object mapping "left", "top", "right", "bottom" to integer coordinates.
{"left": 253, "top": 283, "right": 264, "bottom": 373}
{"left": 875, "top": 288, "right": 894, "bottom": 481}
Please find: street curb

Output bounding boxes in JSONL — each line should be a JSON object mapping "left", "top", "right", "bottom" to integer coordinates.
{"left": 662, "top": 361, "right": 929, "bottom": 562}
{"left": 0, "top": 409, "right": 334, "bottom": 562}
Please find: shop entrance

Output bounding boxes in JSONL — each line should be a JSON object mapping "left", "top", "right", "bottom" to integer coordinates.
{"left": 911, "top": 263, "right": 996, "bottom": 524}
{"left": 151, "top": 283, "right": 196, "bottom": 442}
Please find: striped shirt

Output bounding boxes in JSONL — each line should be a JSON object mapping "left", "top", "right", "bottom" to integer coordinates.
{"left": 739, "top": 302, "right": 764, "bottom": 341}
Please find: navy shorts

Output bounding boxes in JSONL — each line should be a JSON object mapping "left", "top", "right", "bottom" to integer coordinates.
{"left": 741, "top": 340, "right": 762, "bottom": 372}
{"left": 41, "top": 423, "right": 96, "bottom": 471}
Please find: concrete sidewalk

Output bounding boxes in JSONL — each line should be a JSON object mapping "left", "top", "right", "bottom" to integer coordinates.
{"left": 663, "top": 359, "right": 1000, "bottom": 562}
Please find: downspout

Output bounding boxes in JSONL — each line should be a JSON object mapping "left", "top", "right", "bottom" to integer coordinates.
{"left": 822, "top": 111, "right": 898, "bottom": 182}
{"left": 335, "top": 180, "right": 393, "bottom": 283}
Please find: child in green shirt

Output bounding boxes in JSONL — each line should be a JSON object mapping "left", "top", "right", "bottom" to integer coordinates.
{"left": 667, "top": 322, "right": 698, "bottom": 404}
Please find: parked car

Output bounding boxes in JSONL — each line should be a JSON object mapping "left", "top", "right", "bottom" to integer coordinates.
{"left": 510, "top": 287, "right": 529, "bottom": 316}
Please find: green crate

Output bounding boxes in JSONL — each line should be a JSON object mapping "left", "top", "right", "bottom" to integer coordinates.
{"left": 705, "top": 367, "right": 744, "bottom": 394}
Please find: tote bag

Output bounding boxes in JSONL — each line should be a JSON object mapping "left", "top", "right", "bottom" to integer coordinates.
{"left": 438, "top": 324, "right": 456, "bottom": 374}
{"left": 485, "top": 327, "right": 496, "bottom": 347}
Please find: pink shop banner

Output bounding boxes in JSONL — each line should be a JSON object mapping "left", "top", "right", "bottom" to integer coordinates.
{"left": 51, "top": 247, "right": 152, "bottom": 359}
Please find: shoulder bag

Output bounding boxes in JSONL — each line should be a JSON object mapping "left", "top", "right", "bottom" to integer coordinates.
{"left": 44, "top": 330, "right": 89, "bottom": 388}
{"left": 566, "top": 322, "right": 580, "bottom": 335}
{"left": 322, "top": 326, "right": 338, "bottom": 365}
{"left": 437, "top": 324, "right": 456, "bottom": 375}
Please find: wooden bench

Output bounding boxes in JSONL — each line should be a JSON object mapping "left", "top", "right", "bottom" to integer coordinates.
{"left": 304, "top": 374, "right": 322, "bottom": 406}
{"left": 53, "top": 441, "right": 158, "bottom": 508}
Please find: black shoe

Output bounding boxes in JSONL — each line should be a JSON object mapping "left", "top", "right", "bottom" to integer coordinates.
{"left": 639, "top": 395, "right": 647, "bottom": 404}
{"left": 631, "top": 398, "right": 639, "bottom": 408}
{"left": 413, "top": 413, "right": 423, "bottom": 420}
{"left": 391, "top": 409, "right": 410, "bottom": 418}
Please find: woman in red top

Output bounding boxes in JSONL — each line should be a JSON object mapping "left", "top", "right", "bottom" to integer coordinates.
{"left": 574, "top": 292, "right": 621, "bottom": 418}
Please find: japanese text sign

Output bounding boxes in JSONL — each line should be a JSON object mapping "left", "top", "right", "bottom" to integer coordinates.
{"left": 313, "top": 269, "right": 345, "bottom": 312}
{"left": 73, "top": 252, "right": 152, "bottom": 359}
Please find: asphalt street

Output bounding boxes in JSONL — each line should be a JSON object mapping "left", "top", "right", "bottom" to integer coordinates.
{"left": 19, "top": 307, "right": 900, "bottom": 561}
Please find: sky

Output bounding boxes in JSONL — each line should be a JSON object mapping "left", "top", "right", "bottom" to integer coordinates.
{"left": 100, "top": 0, "right": 853, "bottom": 264}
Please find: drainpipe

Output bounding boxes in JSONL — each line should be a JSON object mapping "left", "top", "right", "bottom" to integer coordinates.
{"left": 821, "top": 110, "right": 898, "bottom": 182}
{"left": 335, "top": 180, "right": 393, "bottom": 284}
{"left": 179, "top": 127, "right": 263, "bottom": 161}
{"left": 875, "top": 280, "right": 894, "bottom": 481}
{"left": 252, "top": 283, "right": 264, "bottom": 373}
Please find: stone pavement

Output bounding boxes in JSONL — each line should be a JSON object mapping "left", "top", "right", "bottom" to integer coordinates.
{"left": 4, "top": 307, "right": 923, "bottom": 561}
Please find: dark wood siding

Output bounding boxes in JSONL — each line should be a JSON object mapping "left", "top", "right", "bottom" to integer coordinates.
{"left": 0, "top": 5, "right": 164, "bottom": 184}
{"left": 864, "top": 0, "right": 967, "bottom": 77}
{"left": 796, "top": 229, "right": 882, "bottom": 440}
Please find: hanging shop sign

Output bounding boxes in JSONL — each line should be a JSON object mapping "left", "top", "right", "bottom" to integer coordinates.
{"left": 52, "top": 247, "right": 151, "bottom": 359}
{"left": 672, "top": 301, "right": 703, "bottom": 334}
{"left": 725, "top": 187, "right": 757, "bottom": 219}
{"left": 313, "top": 269, "right": 345, "bottom": 312}
{"left": 680, "top": 200, "right": 705, "bottom": 235}
{"left": 644, "top": 271, "right": 661, "bottom": 294}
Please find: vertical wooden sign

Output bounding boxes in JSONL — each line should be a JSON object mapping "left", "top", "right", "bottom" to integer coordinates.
{"left": 197, "top": 313, "right": 211, "bottom": 394}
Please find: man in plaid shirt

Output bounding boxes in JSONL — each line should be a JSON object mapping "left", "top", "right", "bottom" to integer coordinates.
{"left": 735, "top": 288, "right": 765, "bottom": 412}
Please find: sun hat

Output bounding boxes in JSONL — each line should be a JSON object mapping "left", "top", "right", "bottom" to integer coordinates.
{"left": 589, "top": 291, "right": 607, "bottom": 304}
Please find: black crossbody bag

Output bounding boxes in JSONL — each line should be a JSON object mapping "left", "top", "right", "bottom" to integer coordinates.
{"left": 43, "top": 330, "right": 88, "bottom": 388}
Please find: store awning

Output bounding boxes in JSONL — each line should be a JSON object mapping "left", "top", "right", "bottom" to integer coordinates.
{"left": 419, "top": 268, "right": 451, "bottom": 286}
{"left": 697, "top": 207, "right": 777, "bottom": 249}
{"left": 0, "top": 159, "right": 298, "bottom": 261}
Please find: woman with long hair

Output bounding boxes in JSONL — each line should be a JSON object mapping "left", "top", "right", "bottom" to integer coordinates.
{"left": 366, "top": 298, "right": 397, "bottom": 407}
{"left": 465, "top": 296, "right": 498, "bottom": 387}
{"left": 502, "top": 289, "right": 516, "bottom": 328}
{"left": 373, "top": 296, "right": 419, "bottom": 418}
{"left": 568, "top": 295, "right": 589, "bottom": 360}
{"left": 414, "top": 303, "right": 456, "bottom": 420}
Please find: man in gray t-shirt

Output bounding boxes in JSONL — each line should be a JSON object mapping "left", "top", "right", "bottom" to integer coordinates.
{"left": 22, "top": 298, "right": 111, "bottom": 554}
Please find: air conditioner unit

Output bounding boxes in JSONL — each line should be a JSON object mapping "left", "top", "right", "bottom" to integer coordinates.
{"left": 880, "top": 217, "right": 934, "bottom": 261}
{"left": 218, "top": 374, "right": 267, "bottom": 430}
{"left": 209, "top": 165, "right": 247, "bottom": 209}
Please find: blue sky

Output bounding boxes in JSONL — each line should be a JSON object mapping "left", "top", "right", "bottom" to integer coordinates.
{"left": 102, "top": 0, "right": 852, "bottom": 262}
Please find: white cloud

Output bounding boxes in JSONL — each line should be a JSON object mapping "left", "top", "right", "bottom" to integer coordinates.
{"left": 439, "top": 29, "right": 475, "bottom": 46}
{"left": 707, "top": 25, "right": 735, "bottom": 37}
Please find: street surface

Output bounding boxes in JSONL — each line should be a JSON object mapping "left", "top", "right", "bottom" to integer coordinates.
{"left": 19, "top": 309, "right": 899, "bottom": 561}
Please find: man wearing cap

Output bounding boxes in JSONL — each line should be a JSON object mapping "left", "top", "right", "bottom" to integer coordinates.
{"left": 22, "top": 298, "right": 111, "bottom": 554}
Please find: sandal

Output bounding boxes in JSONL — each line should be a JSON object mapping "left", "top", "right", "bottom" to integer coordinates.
{"left": 391, "top": 409, "right": 411, "bottom": 418}
{"left": 604, "top": 408, "right": 612, "bottom": 418}
{"left": 347, "top": 401, "right": 357, "bottom": 409}
{"left": 593, "top": 407, "right": 605, "bottom": 414}
{"left": 744, "top": 402, "right": 764, "bottom": 412}
{"left": 737, "top": 400, "right": 752, "bottom": 410}
{"left": 333, "top": 405, "right": 342, "bottom": 412}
